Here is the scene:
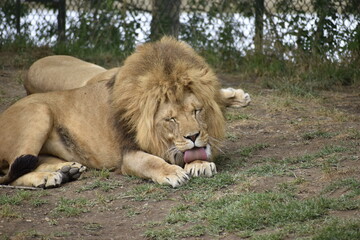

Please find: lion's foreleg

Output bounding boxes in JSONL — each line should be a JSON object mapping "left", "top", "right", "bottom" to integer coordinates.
{"left": 121, "top": 151, "right": 189, "bottom": 187}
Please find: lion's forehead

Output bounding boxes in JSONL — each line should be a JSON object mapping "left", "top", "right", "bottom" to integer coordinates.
{"left": 157, "top": 93, "right": 203, "bottom": 117}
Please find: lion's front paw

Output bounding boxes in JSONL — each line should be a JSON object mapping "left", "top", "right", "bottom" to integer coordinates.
{"left": 221, "top": 87, "right": 251, "bottom": 108}
{"left": 154, "top": 164, "right": 190, "bottom": 188}
{"left": 184, "top": 160, "right": 217, "bottom": 177}
{"left": 57, "top": 162, "right": 86, "bottom": 183}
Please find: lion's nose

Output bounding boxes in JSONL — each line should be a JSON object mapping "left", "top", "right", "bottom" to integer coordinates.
{"left": 184, "top": 132, "right": 200, "bottom": 143}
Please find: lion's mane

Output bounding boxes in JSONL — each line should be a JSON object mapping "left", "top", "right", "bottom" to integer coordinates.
{"left": 111, "top": 37, "right": 225, "bottom": 161}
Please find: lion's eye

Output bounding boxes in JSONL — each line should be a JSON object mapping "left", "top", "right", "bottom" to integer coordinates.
{"left": 194, "top": 109, "right": 202, "bottom": 115}
{"left": 165, "top": 117, "right": 176, "bottom": 122}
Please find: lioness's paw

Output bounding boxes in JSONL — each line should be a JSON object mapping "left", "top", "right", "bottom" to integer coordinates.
{"left": 184, "top": 160, "right": 217, "bottom": 177}
{"left": 35, "top": 172, "right": 63, "bottom": 189}
{"left": 221, "top": 87, "right": 251, "bottom": 107}
{"left": 154, "top": 165, "right": 190, "bottom": 188}
{"left": 57, "top": 162, "right": 86, "bottom": 183}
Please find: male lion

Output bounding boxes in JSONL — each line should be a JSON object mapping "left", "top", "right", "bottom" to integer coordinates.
{"left": 0, "top": 37, "right": 250, "bottom": 188}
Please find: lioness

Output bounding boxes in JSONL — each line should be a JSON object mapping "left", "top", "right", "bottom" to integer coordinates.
{"left": 0, "top": 37, "right": 250, "bottom": 188}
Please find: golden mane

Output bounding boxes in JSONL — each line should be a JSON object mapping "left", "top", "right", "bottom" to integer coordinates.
{"left": 111, "top": 37, "right": 225, "bottom": 159}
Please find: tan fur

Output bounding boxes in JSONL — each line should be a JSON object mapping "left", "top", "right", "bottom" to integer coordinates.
{"left": 0, "top": 37, "right": 249, "bottom": 188}
{"left": 25, "top": 55, "right": 107, "bottom": 94}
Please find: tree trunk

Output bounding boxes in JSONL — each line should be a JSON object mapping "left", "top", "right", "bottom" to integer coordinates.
{"left": 150, "top": 0, "right": 181, "bottom": 41}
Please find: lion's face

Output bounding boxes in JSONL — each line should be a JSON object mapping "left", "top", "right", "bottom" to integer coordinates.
{"left": 112, "top": 37, "right": 225, "bottom": 166}
{"left": 155, "top": 93, "right": 214, "bottom": 166}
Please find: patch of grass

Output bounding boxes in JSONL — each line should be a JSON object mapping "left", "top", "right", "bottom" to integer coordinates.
{"left": 126, "top": 207, "right": 142, "bottom": 217}
{"left": 313, "top": 219, "right": 360, "bottom": 240}
{"left": 0, "top": 204, "right": 21, "bottom": 219}
{"left": 53, "top": 231, "right": 73, "bottom": 238}
{"left": 88, "top": 168, "right": 111, "bottom": 179}
{"left": 226, "top": 132, "right": 239, "bottom": 142}
{"left": 77, "top": 179, "right": 122, "bottom": 192}
{"left": 202, "top": 193, "right": 331, "bottom": 232}
{"left": 9, "top": 230, "right": 47, "bottom": 240}
{"left": 284, "top": 145, "right": 347, "bottom": 168}
{"left": 123, "top": 183, "right": 169, "bottom": 201}
{"left": 347, "top": 128, "right": 360, "bottom": 140}
{"left": 245, "top": 163, "right": 288, "bottom": 177}
{"left": 236, "top": 143, "right": 270, "bottom": 158}
{"left": 301, "top": 130, "right": 337, "bottom": 140}
{"left": 144, "top": 224, "right": 207, "bottom": 240}
{"left": 144, "top": 227, "right": 178, "bottom": 240}
{"left": 83, "top": 222, "right": 103, "bottom": 231}
{"left": 322, "top": 178, "right": 360, "bottom": 199}
{"left": 0, "top": 190, "right": 33, "bottom": 205}
{"left": 321, "top": 155, "right": 340, "bottom": 174}
{"left": 252, "top": 232, "right": 285, "bottom": 240}
{"left": 30, "top": 198, "right": 49, "bottom": 207}
{"left": 53, "top": 197, "right": 91, "bottom": 217}
{"left": 146, "top": 186, "right": 360, "bottom": 239}
{"left": 183, "top": 172, "right": 236, "bottom": 191}
{"left": 225, "top": 112, "right": 251, "bottom": 122}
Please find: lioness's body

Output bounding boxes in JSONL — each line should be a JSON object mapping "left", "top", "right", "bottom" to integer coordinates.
{"left": 25, "top": 55, "right": 121, "bottom": 95}
{"left": 1, "top": 37, "right": 250, "bottom": 188}
{"left": 25, "top": 56, "right": 251, "bottom": 108}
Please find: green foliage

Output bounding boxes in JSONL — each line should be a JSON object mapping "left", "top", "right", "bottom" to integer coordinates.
{"left": 183, "top": 172, "right": 236, "bottom": 191}
{"left": 123, "top": 183, "right": 169, "bottom": 201}
{"left": 77, "top": 179, "right": 121, "bottom": 192}
{"left": 313, "top": 219, "right": 360, "bottom": 240}
{"left": 323, "top": 178, "right": 360, "bottom": 199}
{"left": 301, "top": 130, "right": 336, "bottom": 140}
{"left": 0, "top": 190, "right": 33, "bottom": 205}
{"left": 237, "top": 143, "right": 270, "bottom": 158}
{"left": 146, "top": 188, "right": 360, "bottom": 239}
{"left": 203, "top": 193, "right": 330, "bottom": 232}
{"left": 53, "top": 197, "right": 90, "bottom": 217}
{"left": 0, "top": 204, "right": 21, "bottom": 219}
{"left": 225, "top": 112, "right": 251, "bottom": 122}
{"left": 1, "top": 0, "right": 359, "bottom": 94}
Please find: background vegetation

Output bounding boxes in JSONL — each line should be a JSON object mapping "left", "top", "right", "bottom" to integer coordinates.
{"left": 0, "top": 0, "right": 359, "bottom": 95}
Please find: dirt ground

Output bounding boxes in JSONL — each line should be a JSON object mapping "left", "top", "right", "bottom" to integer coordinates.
{"left": 0, "top": 54, "right": 359, "bottom": 240}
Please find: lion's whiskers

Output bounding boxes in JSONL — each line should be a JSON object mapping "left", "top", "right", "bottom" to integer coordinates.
{"left": 209, "top": 136, "right": 224, "bottom": 154}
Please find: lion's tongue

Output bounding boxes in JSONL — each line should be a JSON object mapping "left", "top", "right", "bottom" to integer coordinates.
{"left": 184, "top": 147, "right": 207, "bottom": 163}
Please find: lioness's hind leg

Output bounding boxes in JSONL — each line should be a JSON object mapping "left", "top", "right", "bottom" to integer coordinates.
{"left": 10, "top": 156, "right": 86, "bottom": 188}
{"left": 0, "top": 103, "right": 53, "bottom": 184}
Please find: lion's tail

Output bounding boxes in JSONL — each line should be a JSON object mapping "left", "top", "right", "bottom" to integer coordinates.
{"left": 0, "top": 155, "right": 38, "bottom": 185}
